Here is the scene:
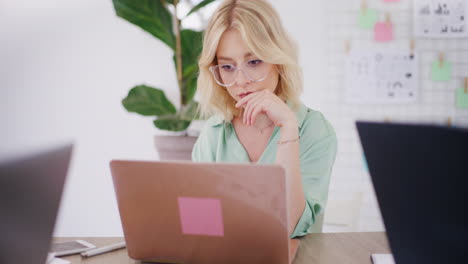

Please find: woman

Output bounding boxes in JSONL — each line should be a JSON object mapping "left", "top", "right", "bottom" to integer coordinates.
{"left": 192, "top": 0, "right": 337, "bottom": 239}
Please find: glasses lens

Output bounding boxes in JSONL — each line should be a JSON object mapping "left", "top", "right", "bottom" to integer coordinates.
{"left": 243, "top": 59, "right": 268, "bottom": 81}
{"left": 212, "top": 64, "right": 236, "bottom": 86}
{"left": 211, "top": 60, "right": 269, "bottom": 86}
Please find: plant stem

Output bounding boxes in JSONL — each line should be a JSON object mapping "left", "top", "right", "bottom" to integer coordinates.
{"left": 174, "top": 0, "right": 184, "bottom": 107}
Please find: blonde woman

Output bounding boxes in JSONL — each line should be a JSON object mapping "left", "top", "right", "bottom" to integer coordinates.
{"left": 192, "top": 0, "right": 337, "bottom": 239}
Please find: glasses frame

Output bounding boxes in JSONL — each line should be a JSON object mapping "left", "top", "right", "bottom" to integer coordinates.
{"left": 209, "top": 61, "right": 268, "bottom": 87}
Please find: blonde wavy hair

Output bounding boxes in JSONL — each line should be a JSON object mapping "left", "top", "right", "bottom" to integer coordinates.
{"left": 197, "top": 0, "right": 303, "bottom": 121}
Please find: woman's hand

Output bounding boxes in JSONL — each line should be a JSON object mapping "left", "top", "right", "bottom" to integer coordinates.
{"left": 235, "top": 90, "right": 297, "bottom": 128}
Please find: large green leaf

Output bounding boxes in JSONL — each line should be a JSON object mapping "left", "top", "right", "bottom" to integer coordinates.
{"left": 183, "top": 76, "right": 198, "bottom": 104}
{"left": 185, "top": 0, "right": 217, "bottom": 18}
{"left": 113, "top": 0, "right": 175, "bottom": 50}
{"left": 180, "top": 29, "right": 203, "bottom": 69}
{"left": 174, "top": 29, "right": 203, "bottom": 104}
{"left": 122, "top": 85, "right": 176, "bottom": 116}
{"left": 154, "top": 115, "right": 191, "bottom": 131}
{"left": 172, "top": 30, "right": 202, "bottom": 78}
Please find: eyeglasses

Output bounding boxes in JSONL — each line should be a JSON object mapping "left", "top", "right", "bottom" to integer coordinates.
{"left": 209, "top": 59, "right": 269, "bottom": 87}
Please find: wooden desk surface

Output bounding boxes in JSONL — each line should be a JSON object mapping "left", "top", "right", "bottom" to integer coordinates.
{"left": 54, "top": 232, "right": 390, "bottom": 264}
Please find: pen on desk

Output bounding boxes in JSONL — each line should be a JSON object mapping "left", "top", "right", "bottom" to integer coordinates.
{"left": 80, "top": 241, "right": 126, "bottom": 257}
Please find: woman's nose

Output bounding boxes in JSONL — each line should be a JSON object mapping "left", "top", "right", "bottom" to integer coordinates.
{"left": 234, "top": 68, "right": 251, "bottom": 86}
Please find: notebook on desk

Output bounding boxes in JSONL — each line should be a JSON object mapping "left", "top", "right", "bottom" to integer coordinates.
{"left": 110, "top": 160, "right": 298, "bottom": 264}
{"left": 357, "top": 121, "right": 468, "bottom": 264}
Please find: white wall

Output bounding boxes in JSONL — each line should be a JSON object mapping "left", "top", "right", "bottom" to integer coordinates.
{"left": 0, "top": 0, "right": 402, "bottom": 236}
{"left": 1, "top": 0, "right": 181, "bottom": 236}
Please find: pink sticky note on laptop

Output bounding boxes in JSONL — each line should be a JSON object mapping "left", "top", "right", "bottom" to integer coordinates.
{"left": 177, "top": 197, "right": 224, "bottom": 236}
{"left": 374, "top": 22, "right": 393, "bottom": 42}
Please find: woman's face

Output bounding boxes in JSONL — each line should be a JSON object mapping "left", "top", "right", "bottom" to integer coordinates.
{"left": 215, "top": 29, "right": 279, "bottom": 102}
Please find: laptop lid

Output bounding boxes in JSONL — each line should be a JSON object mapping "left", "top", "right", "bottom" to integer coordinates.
{"left": 356, "top": 121, "right": 467, "bottom": 263}
{"left": 0, "top": 144, "right": 72, "bottom": 264}
{"left": 110, "top": 160, "right": 290, "bottom": 264}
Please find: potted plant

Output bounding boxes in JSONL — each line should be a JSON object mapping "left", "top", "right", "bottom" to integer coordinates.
{"left": 112, "top": 0, "right": 217, "bottom": 160}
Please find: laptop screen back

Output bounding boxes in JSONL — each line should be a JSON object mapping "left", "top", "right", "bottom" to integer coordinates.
{"left": 0, "top": 145, "right": 72, "bottom": 264}
{"left": 110, "top": 160, "right": 290, "bottom": 264}
{"left": 357, "top": 121, "right": 468, "bottom": 264}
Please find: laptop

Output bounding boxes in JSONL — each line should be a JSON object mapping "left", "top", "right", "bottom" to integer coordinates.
{"left": 110, "top": 160, "right": 298, "bottom": 264}
{"left": 356, "top": 121, "right": 468, "bottom": 263}
{"left": 0, "top": 144, "right": 72, "bottom": 264}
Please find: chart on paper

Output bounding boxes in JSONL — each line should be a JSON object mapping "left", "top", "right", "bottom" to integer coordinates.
{"left": 413, "top": 0, "right": 468, "bottom": 38}
{"left": 345, "top": 50, "right": 418, "bottom": 104}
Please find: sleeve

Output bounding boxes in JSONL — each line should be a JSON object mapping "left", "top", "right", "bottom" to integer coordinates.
{"left": 191, "top": 122, "right": 217, "bottom": 162}
{"left": 290, "top": 112, "right": 337, "bottom": 238}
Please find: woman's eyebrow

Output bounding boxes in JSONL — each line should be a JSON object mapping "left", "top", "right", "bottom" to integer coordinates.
{"left": 217, "top": 52, "right": 254, "bottom": 61}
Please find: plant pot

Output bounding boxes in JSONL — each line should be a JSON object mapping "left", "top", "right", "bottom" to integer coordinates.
{"left": 154, "top": 135, "right": 198, "bottom": 161}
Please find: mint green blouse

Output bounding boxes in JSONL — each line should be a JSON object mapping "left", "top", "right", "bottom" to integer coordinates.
{"left": 191, "top": 102, "right": 337, "bottom": 238}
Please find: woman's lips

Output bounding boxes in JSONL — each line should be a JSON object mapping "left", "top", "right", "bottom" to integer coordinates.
{"left": 239, "top": 92, "right": 253, "bottom": 98}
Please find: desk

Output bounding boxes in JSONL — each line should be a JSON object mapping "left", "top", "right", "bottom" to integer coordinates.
{"left": 54, "top": 232, "right": 390, "bottom": 264}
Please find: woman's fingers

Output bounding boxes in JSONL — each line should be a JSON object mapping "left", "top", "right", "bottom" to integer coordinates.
{"left": 250, "top": 102, "right": 267, "bottom": 126}
{"left": 245, "top": 92, "right": 267, "bottom": 125}
{"left": 235, "top": 92, "right": 255, "bottom": 108}
{"left": 236, "top": 90, "right": 285, "bottom": 126}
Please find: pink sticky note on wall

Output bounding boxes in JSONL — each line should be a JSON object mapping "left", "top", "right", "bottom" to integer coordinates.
{"left": 177, "top": 197, "right": 224, "bottom": 236}
{"left": 374, "top": 22, "right": 393, "bottom": 42}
